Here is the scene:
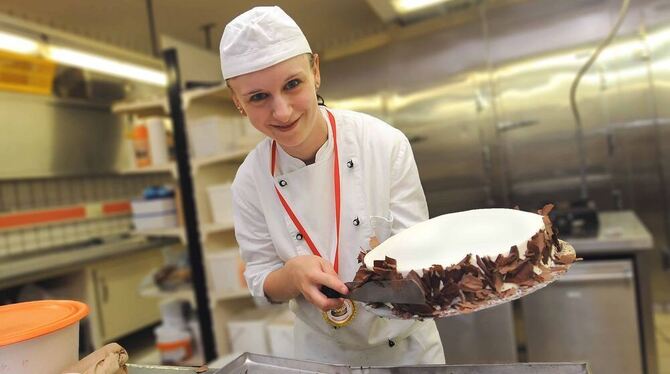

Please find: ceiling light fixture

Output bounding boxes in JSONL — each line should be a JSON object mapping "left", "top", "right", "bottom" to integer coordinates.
{"left": 0, "top": 29, "right": 166, "bottom": 86}
{"left": 391, "top": 0, "right": 453, "bottom": 13}
{"left": 48, "top": 46, "right": 167, "bottom": 86}
{"left": 0, "top": 30, "right": 40, "bottom": 54}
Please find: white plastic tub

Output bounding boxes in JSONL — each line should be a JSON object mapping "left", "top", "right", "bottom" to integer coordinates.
{"left": 207, "top": 249, "right": 245, "bottom": 294}
{"left": 226, "top": 308, "right": 277, "bottom": 355}
{"left": 131, "top": 198, "right": 178, "bottom": 231}
{"left": 207, "top": 184, "right": 233, "bottom": 225}
{"left": 190, "top": 116, "right": 242, "bottom": 158}
{"left": 0, "top": 300, "right": 89, "bottom": 374}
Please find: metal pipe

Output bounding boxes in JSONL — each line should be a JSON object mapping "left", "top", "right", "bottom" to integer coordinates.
{"left": 145, "top": 0, "right": 160, "bottom": 57}
{"left": 569, "top": 0, "right": 631, "bottom": 200}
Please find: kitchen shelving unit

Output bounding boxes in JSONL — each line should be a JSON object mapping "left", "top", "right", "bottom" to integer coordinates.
{"left": 113, "top": 48, "right": 256, "bottom": 362}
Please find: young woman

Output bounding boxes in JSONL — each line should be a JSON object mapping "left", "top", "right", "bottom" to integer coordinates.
{"left": 221, "top": 6, "right": 444, "bottom": 365}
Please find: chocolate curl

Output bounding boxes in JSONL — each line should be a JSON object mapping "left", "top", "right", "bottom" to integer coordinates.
{"left": 553, "top": 250, "right": 577, "bottom": 265}
{"left": 538, "top": 204, "right": 561, "bottom": 249}
{"left": 459, "top": 273, "right": 484, "bottom": 293}
{"left": 505, "top": 260, "right": 537, "bottom": 287}
{"left": 357, "top": 249, "right": 367, "bottom": 264}
{"left": 533, "top": 265, "right": 554, "bottom": 283}
{"left": 406, "top": 270, "right": 427, "bottom": 295}
{"left": 496, "top": 246, "right": 520, "bottom": 268}
{"left": 498, "top": 259, "right": 525, "bottom": 275}
{"left": 439, "top": 282, "right": 460, "bottom": 305}
{"left": 352, "top": 267, "right": 372, "bottom": 284}
{"left": 525, "top": 234, "right": 544, "bottom": 266}
{"left": 492, "top": 272, "right": 504, "bottom": 293}
{"left": 429, "top": 267, "right": 443, "bottom": 298}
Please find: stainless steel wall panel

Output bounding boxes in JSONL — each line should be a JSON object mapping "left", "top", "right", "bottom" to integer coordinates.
{"left": 0, "top": 91, "right": 125, "bottom": 179}
{"left": 320, "top": 0, "right": 670, "bottom": 370}
{"left": 323, "top": 15, "right": 494, "bottom": 215}
{"left": 646, "top": 11, "right": 670, "bottom": 210}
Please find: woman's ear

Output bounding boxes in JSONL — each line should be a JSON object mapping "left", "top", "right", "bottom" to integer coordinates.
{"left": 232, "top": 96, "right": 246, "bottom": 116}
{"left": 312, "top": 53, "right": 321, "bottom": 89}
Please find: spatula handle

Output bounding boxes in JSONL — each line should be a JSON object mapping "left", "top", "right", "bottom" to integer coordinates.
{"left": 320, "top": 285, "right": 344, "bottom": 299}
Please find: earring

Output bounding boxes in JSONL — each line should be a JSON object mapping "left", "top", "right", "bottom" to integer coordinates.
{"left": 236, "top": 106, "right": 245, "bottom": 116}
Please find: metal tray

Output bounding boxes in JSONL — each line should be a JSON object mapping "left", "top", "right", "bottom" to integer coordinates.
{"left": 127, "top": 353, "right": 590, "bottom": 374}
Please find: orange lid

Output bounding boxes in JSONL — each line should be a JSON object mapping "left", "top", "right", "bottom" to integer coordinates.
{"left": 0, "top": 300, "right": 89, "bottom": 347}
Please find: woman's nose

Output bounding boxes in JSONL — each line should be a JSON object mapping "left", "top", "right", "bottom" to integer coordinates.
{"left": 272, "top": 96, "right": 292, "bottom": 123}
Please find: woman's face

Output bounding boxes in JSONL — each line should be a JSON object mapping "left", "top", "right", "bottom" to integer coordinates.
{"left": 228, "top": 54, "right": 323, "bottom": 154}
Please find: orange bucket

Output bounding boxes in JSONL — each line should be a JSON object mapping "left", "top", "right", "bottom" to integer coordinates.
{"left": 0, "top": 300, "right": 89, "bottom": 374}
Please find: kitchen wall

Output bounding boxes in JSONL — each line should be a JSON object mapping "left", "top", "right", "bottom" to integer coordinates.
{"left": 0, "top": 82, "right": 170, "bottom": 258}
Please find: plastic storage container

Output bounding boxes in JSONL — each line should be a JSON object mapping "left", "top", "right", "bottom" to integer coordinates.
{"left": 145, "top": 117, "right": 169, "bottom": 166}
{"left": 207, "top": 184, "right": 233, "bottom": 225}
{"left": 131, "top": 198, "right": 178, "bottom": 231}
{"left": 266, "top": 309, "right": 295, "bottom": 358}
{"left": 190, "top": 116, "right": 240, "bottom": 158}
{"left": 154, "top": 299, "right": 193, "bottom": 365}
{"left": 154, "top": 324, "right": 192, "bottom": 364}
{"left": 0, "top": 300, "right": 89, "bottom": 374}
{"left": 226, "top": 308, "right": 279, "bottom": 355}
{"left": 207, "top": 249, "right": 246, "bottom": 294}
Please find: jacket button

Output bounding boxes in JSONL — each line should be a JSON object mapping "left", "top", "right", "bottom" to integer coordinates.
{"left": 295, "top": 233, "right": 303, "bottom": 240}
{"left": 279, "top": 179, "right": 287, "bottom": 187}
{"left": 388, "top": 339, "right": 395, "bottom": 347}
{"left": 352, "top": 217, "right": 360, "bottom": 226}
{"left": 346, "top": 160, "right": 354, "bottom": 168}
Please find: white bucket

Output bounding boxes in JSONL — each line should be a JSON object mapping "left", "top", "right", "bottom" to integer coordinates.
{"left": 154, "top": 324, "right": 192, "bottom": 364}
{"left": 0, "top": 300, "right": 89, "bottom": 374}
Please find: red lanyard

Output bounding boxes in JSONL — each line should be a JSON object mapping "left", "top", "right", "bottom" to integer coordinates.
{"left": 270, "top": 110, "right": 341, "bottom": 273}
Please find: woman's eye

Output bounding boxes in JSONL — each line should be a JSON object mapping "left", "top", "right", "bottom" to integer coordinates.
{"left": 249, "top": 92, "right": 268, "bottom": 102}
{"left": 285, "top": 79, "right": 300, "bottom": 90}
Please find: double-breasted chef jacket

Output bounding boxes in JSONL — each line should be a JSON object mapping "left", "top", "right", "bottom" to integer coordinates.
{"left": 232, "top": 107, "right": 445, "bottom": 366}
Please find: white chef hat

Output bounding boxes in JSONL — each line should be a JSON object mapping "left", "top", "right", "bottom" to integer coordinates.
{"left": 219, "top": 6, "right": 312, "bottom": 80}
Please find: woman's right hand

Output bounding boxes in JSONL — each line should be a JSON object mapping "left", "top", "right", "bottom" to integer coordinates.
{"left": 284, "top": 255, "right": 348, "bottom": 312}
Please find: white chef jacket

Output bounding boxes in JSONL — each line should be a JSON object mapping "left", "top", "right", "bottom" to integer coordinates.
{"left": 231, "top": 107, "right": 444, "bottom": 366}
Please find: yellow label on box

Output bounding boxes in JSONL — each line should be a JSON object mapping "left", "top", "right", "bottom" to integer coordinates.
{"left": 0, "top": 50, "right": 55, "bottom": 95}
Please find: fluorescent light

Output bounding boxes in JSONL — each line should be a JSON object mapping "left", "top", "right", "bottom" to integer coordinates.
{"left": 392, "top": 0, "right": 452, "bottom": 13}
{"left": 0, "top": 31, "right": 40, "bottom": 54}
{"left": 48, "top": 46, "right": 167, "bottom": 86}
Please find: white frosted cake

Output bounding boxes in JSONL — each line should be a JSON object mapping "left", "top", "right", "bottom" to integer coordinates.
{"left": 352, "top": 204, "right": 577, "bottom": 318}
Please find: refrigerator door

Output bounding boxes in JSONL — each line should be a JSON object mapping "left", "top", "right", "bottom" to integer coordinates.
{"left": 521, "top": 259, "right": 642, "bottom": 374}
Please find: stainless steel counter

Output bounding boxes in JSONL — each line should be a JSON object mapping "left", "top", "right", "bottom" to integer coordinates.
{"left": 0, "top": 236, "right": 178, "bottom": 289}
{"left": 126, "top": 353, "right": 591, "bottom": 373}
{"left": 549, "top": 210, "right": 656, "bottom": 374}
{"left": 565, "top": 211, "right": 654, "bottom": 255}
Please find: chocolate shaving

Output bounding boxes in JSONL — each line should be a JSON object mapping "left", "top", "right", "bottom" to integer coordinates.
{"left": 459, "top": 273, "right": 484, "bottom": 292}
{"left": 553, "top": 250, "right": 577, "bottom": 265}
{"left": 353, "top": 267, "right": 373, "bottom": 283}
{"left": 357, "top": 249, "right": 367, "bottom": 264}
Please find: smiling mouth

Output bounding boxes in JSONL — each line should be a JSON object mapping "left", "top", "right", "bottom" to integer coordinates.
{"left": 272, "top": 117, "right": 299, "bottom": 132}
